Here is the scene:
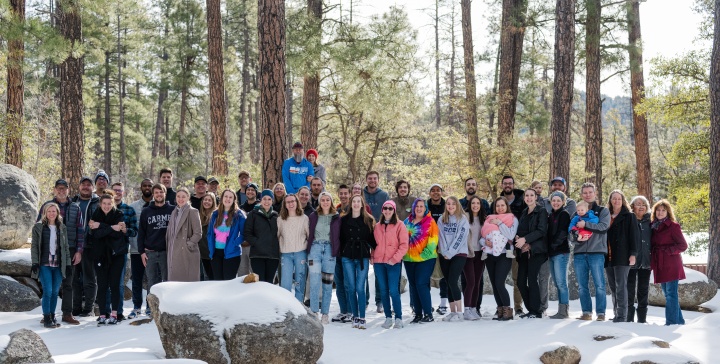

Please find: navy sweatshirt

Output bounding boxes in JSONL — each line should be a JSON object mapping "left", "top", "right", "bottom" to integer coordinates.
{"left": 137, "top": 202, "right": 174, "bottom": 253}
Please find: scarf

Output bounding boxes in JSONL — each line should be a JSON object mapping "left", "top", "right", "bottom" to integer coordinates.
{"left": 651, "top": 217, "right": 667, "bottom": 231}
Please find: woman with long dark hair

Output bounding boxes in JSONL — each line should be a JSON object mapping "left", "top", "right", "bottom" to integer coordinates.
{"left": 481, "top": 197, "right": 517, "bottom": 321}
{"left": 374, "top": 200, "right": 409, "bottom": 329}
{"left": 199, "top": 193, "right": 217, "bottom": 280}
{"left": 605, "top": 190, "right": 637, "bottom": 323}
{"left": 462, "top": 195, "right": 486, "bottom": 321}
{"left": 514, "top": 188, "right": 548, "bottom": 319}
{"left": 245, "top": 190, "right": 280, "bottom": 283}
{"left": 277, "top": 194, "right": 310, "bottom": 302}
{"left": 31, "top": 203, "right": 71, "bottom": 328}
{"left": 208, "top": 189, "right": 246, "bottom": 280}
{"left": 403, "top": 198, "right": 438, "bottom": 323}
{"left": 546, "top": 191, "right": 571, "bottom": 319}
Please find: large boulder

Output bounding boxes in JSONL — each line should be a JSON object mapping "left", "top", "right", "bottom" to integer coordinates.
{"left": 0, "top": 328, "right": 54, "bottom": 363}
{"left": 0, "top": 165, "right": 40, "bottom": 250}
{"left": 0, "top": 276, "right": 40, "bottom": 312}
{"left": 13, "top": 276, "right": 42, "bottom": 298}
{"left": 540, "top": 345, "right": 581, "bottom": 364}
{"left": 149, "top": 278, "right": 323, "bottom": 364}
{"left": 648, "top": 268, "right": 718, "bottom": 309}
{"left": 0, "top": 249, "right": 32, "bottom": 277}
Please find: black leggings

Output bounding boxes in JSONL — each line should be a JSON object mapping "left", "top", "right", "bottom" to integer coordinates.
{"left": 439, "top": 255, "right": 467, "bottom": 303}
{"left": 211, "top": 249, "right": 241, "bottom": 280}
{"left": 517, "top": 252, "right": 547, "bottom": 315}
{"left": 485, "top": 254, "right": 512, "bottom": 306}
{"left": 251, "top": 258, "right": 280, "bottom": 283}
{"left": 96, "top": 253, "right": 125, "bottom": 317}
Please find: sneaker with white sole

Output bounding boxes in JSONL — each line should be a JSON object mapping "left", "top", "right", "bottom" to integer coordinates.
{"left": 436, "top": 306, "right": 448, "bottom": 315}
{"left": 463, "top": 308, "right": 480, "bottom": 321}
{"left": 381, "top": 317, "right": 394, "bottom": 329}
{"left": 97, "top": 316, "right": 107, "bottom": 326}
{"left": 352, "top": 317, "right": 359, "bottom": 328}
{"left": 106, "top": 316, "right": 118, "bottom": 325}
{"left": 442, "top": 312, "right": 457, "bottom": 322}
{"left": 449, "top": 312, "right": 464, "bottom": 322}
{"left": 128, "top": 309, "right": 141, "bottom": 319}
{"left": 357, "top": 318, "right": 366, "bottom": 329}
{"left": 376, "top": 304, "right": 384, "bottom": 314}
{"left": 394, "top": 318, "right": 404, "bottom": 329}
{"left": 321, "top": 314, "right": 329, "bottom": 325}
{"left": 332, "top": 313, "right": 349, "bottom": 323}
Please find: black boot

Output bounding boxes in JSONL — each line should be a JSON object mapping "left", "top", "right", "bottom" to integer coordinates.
{"left": 627, "top": 306, "right": 635, "bottom": 322}
{"left": 50, "top": 313, "right": 60, "bottom": 328}
{"left": 637, "top": 307, "right": 647, "bottom": 323}
{"left": 43, "top": 314, "right": 55, "bottom": 329}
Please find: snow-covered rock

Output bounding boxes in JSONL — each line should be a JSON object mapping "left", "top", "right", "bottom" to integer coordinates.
{"left": 0, "top": 328, "right": 54, "bottom": 363}
{"left": 0, "top": 165, "right": 40, "bottom": 250}
{"left": 539, "top": 344, "right": 581, "bottom": 364}
{"left": 13, "top": 277, "right": 41, "bottom": 298}
{"left": 0, "top": 249, "right": 32, "bottom": 277}
{"left": 0, "top": 275, "right": 40, "bottom": 312}
{"left": 148, "top": 278, "right": 323, "bottom": 364}
{"left": 648, "top": 268, "right": 718, "bottom": 309}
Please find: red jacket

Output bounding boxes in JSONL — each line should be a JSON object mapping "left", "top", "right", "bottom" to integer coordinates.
{"left": 372, "top": 222, "right": 409, "bottom": 265}
{"left": 650, "top": 219, "right": 687, "bottom": 284}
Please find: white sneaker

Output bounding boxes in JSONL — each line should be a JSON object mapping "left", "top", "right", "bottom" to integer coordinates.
{"left": 352, "top": 317, "right": 359, "bottom": 328}
{"left": 321, "top": 314, "right": 329, "bottom": 325}
{"left": 463, "top": 308, "right": 479, "bottom": 321}
{"left": 381, "top": 317, "right": 394, "bottom": 329}
{"left": 449, "top": 312, "right": 464, "bottom": 322}
{"left": 442, "top": 312, "right": 457, "bottom": 322}
{"left": 376, "top": 304, "right": 384, "bottom": 313}
{"left": 394, "top": 318, "right": 404, "bottom": 329}
{"left": 357, "top": 318, "right": 366, "bottom": 329}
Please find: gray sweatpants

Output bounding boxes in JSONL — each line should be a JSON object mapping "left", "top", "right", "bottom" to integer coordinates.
{"left": 606, "top": 265, "right": 631, "bottom": 320}
{"left": 145, "top": 251, "right": 168, "bottom": 294}
{"left": 539, "top": 260, "right": 550, "bottom": 313}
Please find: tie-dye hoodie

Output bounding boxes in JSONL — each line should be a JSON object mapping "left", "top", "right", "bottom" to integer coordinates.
{"left": 402, "top": 199, "right": 439, "bottom": 262}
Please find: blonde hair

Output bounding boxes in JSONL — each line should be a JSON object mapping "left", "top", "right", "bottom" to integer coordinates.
{"left": 441, "top": 196, "right": 465, "bottom": 224}
{"left": 41, "top": 203, "right": 64, "bottom": 226}
{"left": 651, "top": 199, "right": 677, "bottom": 222}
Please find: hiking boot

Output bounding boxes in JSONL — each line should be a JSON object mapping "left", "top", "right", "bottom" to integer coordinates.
{"left": 500, "top": 307, "right": 514, "bottom": 321}
{"left": 492, "top": 307, "right": 502, "bottom": 321}
{"left": 381, "top": 317, "right": 394, "bottom": 329}
{"left": 420, "top": 314, "right": 435, "bottom": 323}
{"left": 596, "top": 314, "right": 606, "bottom": 322}
{"left": 43, "top": 314, "right": 56, "bottom": 329}
{"left": 62, "top": 314, "right": 80, "bottom": 325}
{"left": 117, "top": 313, "right": 126, "bottom": 322}
{"left": 577, "top": 313, "right": 593, "bottom": 321}
{"left": 128, "top": 309, "right": 141, "bottom": 319}
{"left": 549, "top": 304, "right": 569, "bottom": 319}
{"left": 50, "top": 313, "right": 61, "bottom": 328}
{"left": 514, "top": 308, "right": 524, "bottom": 317}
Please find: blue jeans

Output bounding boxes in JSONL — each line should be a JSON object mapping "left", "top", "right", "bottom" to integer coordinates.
{"left": 335, "top": 258, "right": 348, "bottom": 314}
{"left": 661, "top": 280, "right": 685, "bottom": 325}
{"left": 105, "top": 254, "right": 128, "bottom": 313}
{"left": 280, "top": 251, "right": 307, "bottom": 302}
{"left": 549, "top": 253, "right": 570, "bottom": 305}
{"left": 308, "top": 241, "right": 336, "bottom": 315}
{"left": 573, "top": 253, "right": 606, "bottom": 315}
{"left": 404, "top": 259, "right": 435, "bottom": 316}
{"left": 374, "top": 262, "right": 403, "bottom": 319}
{"left": 342, "top": 257, "right": 369, "bottom": 318}
{"left": 39, "top": 265, "right": 63, "bottom": 315}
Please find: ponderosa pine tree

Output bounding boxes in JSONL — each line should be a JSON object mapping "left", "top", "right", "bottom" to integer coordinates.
{"left": 300, "top": 0, "right": 322, "bottom": 150}
{"left": 5, "top": 0, "right": 25, "bottom": 168}
{"left": 207, "top": 0, "right": 229, "bottom": 175}
{"left": 549, "top": 0, "right": 574, "bottom": 183}
{"left": 707, "top": 0, "right": 720, "bottom": 284}
{"left": 585, "top": 0, "right": 603, "bottom": 200}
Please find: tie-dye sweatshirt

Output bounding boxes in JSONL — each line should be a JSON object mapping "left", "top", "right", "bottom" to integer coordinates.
{"left": 402, "top": 213, "right": 439, "bottom": 262}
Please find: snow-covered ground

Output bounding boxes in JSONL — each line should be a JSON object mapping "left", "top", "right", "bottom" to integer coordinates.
{"left": 0, "top": 269, "right": 716, "bottom": 363}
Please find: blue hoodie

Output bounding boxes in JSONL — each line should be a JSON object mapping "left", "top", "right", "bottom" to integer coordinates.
{"left": 282, "top": 157, "right": 314, "bottom": 194}
{"left": 207, "top": 210, "right": 247, "bottom": 259}
{"left": 363, "top": 187, "right": 389, "bottom": 221}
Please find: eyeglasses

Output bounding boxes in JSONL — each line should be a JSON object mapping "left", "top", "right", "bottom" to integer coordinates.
{"left": 382, "top": 207, "right": 395, "bottom": 211}
{"left": 112, "top": 189, "right": 123, "bottom": 194}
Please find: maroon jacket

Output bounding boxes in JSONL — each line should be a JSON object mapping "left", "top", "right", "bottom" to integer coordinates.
{"left": 650, "top": 219, "right": 687, "bottom": 284}
{"left": 307, "top": 212, "right": 342, "bottom": 257}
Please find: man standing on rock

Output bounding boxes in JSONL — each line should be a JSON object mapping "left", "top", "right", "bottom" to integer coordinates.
{"left": 138, "top": 184, "right": 174, "bottom": 308}
{"left": 71, "top": 176, "right": 99, "bottom": 317}
{"left": 129, "top": 178, "right": 153, "bottom": 318}
{"left": 37, "top": 179, "right": 84, "bottom": 325}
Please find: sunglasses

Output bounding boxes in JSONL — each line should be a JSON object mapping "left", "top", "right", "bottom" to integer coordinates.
{"left": 382, "top": 206, "right": 395, "bottom": 211}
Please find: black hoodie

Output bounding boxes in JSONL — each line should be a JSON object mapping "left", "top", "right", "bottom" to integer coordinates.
{"left": 138, "top": 202, "right": 174, "bottom": 253}
{"left": 88, "top": 207, "right": 126, "bottom": 260}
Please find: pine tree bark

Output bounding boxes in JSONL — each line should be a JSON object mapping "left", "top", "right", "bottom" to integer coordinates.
{"left": 258, "top": 0, "right": 287, "bottom": 187}
{"left": 238, "top": 0, "right": 250, "bottom": 163}
{"left": 58, "top": 0, "right": 84, "bottom": 192}
{"left": 207, "top": 0, "right": 229, "bottom": 175}
{"left": 585, "top": 0, "right": 603, "bottom": 200}
{"left": 104, "top": 51, "right": 112, "bottom": 174}
{"left": 487, "top": 42, "right": 500, "bottom": 145}
{"left": 5, "top": 0, "right": 25, "bottom": 168}
{"left": 448, "top": 2, "right": 457, "bottom": 127}
{"left": 707, "top": 0, "right": 720, "bottom": 284}
{"left": 434, "top": 0, "right": 441, "bottom": 127}
{"left": 286, "top": 76, "right": 294, "bottom": 152}
{"left": 248, "top": 100, "right": 256, "bottom": 163}
{"left": 497, "top": 0, "right": 527, "bottom": 151}
{"left": 255, "top": 98, "right": 261, "bottom": 161}
{"left": 118, "top": 17, "right": 126, "bottom": 177}
{"left": 461, "top": 0, "right": 480, "bottom": 168}
{"left": 550, "top": 0, "right": 575, "bottom": 184}
{"left": 627, "top": 0, "right": 652, "bottom": 198}
{"left": 300, "top": 0, "right": 322, "bottom": 150}
{"left": 150, "top": 16, "right": 169, "bottom": 178}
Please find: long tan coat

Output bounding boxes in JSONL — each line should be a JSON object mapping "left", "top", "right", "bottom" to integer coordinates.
{"left": 166, "top": 205, "right": 202, "bottom": 282}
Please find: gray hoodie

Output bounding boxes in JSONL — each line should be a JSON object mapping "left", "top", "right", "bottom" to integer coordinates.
{"left": 569, "top": 201, "right": 609, "bottom": 254}
{"left": 363, "top": 187, "right": 389, "bottom": 221}
{"left": 437, "top": 214, "right": 470, "bottom": 259}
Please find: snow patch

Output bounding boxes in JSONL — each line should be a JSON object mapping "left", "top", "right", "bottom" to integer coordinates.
{"left": 0, "top": 275, "right": 17, "bottom": 283}
{"left": 650, "top": 267, "right": 709, "bottom": 284}
{"left": 594, "top": 336, "right": 701, "bottom": 364}
{"left": 0, "top": 249, "right": 31, "bottom": 263}
{"left": 0, "top": 334, "right": 9, "bottom": 352}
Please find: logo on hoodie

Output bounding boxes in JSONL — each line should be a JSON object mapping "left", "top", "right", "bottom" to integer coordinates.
{"left": 147, "top": 214, "right": 171, "bottom": 229}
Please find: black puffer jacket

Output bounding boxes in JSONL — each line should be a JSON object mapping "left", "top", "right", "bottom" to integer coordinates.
{"left": 633, "top": 213, "right": 652, "bottom": 269}
{"left": 606, "top": 207, "right": 638, "bottom": 267}
{"left": 547, "top": 207, "right": 571, "bottom": 257}
{"left": 244, "top": 208, "right": 280, "bottom": 259}
{"left": 88, "top": 207, "right": 126, "bottom": 261}
{"left": 516, "top": 204, "right": 548, "bottom": 256}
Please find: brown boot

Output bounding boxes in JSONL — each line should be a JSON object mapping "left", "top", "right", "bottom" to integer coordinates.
{"left": 577, "top": 313, "right": 592, "bottom": 321}
{"left": 501, "top": 306, "right": 514, "bottom": 321}
{"left": 62, "top": 314, "right": 80, "bottom": 325}
{"left": 492, "top": 306, "right": 502, "bottom": 321}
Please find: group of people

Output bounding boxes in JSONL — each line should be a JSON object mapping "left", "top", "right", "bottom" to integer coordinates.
{"left": 30, "top": 142, "right": 689, "bottom": 329}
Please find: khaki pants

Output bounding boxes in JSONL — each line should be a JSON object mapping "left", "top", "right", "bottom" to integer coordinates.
{"left": 512, "top": 259, "right": 523, "bottom": 311}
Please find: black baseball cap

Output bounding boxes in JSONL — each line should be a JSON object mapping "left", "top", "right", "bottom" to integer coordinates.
{"left": 208, "top": 177, "right": 219, "bottom": 185}
{"left": 194, "top": 176, "right": 208, "bottom": 184}
{"left": 292, "top": 142, "right": 303, "bottom": 149}
{"left": 55, "top": 179, "right": 69, "bottom": 188}
{"left": 79, "top": 176, "right": 94, "bottom": 185}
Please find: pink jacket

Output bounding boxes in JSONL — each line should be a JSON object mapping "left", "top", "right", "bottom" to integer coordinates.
{"left": 372, "top": 222, "right": 409, "bottom": 265}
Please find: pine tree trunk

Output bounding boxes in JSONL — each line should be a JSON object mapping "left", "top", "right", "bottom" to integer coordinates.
{"left": 707, "top": 0, "right": 720, "bottom": 284}
{"left": 104, "top": 51, "right": 112, "bottom": 174}
{"left": 255, "top": 98, "right": 261, "bottom": 162}
{"left": 58, "top": 0, "right": 84, "bottom": 193}
{"left": 487, "top": 42, "right": 500, "bottom": 145}
{"left": 207, "top": 0, "right": 229, "bottom": 175}
{"left": 461, "top": 0, "right": 480, "bottom": 168}
{"left": 179, "top": 75, "right": 188, "bottom": 157}
{"left": 448, "top": 1, "right": 457, "bottom": 128}
{"left": 286, "top": 76, "right": 293, "bottom": 152}
{"left": 238, "top": 0, "right": 250, "bottom": 163}
{"left": 258, "top": 0, "right": 287, "bottom": 187}
{"left": 627, "top": 0, "right": 652, "bottom": 198}
{"left": 300, "top": 0, "right": 321, "bottom": 150}
{"left": 497, "top": 0, "right": 527, "bottom": 151}
{"left": 248, "top": 100, "right": 256, "bottom": 163}
{"left": 585, "top": 0, "right": 602, "bottom": 200}
{"left": 150, "top": 21, "right": 168, "bottom": 179}
{"left": 5, "top": 0, "right": 25, "bottom": 168}
{"left": 435, "top": 0, "right": 441, "bottom": 127}
{"left": 117, "top": 16, "right": 126, "bottom": 178}
{"left": 550, "top": 0, "right": 575, "bottom": 184}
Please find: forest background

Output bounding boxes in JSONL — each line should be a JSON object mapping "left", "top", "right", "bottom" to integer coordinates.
{"left": 1, "top": 1, "right": 718, "bottom": 275}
